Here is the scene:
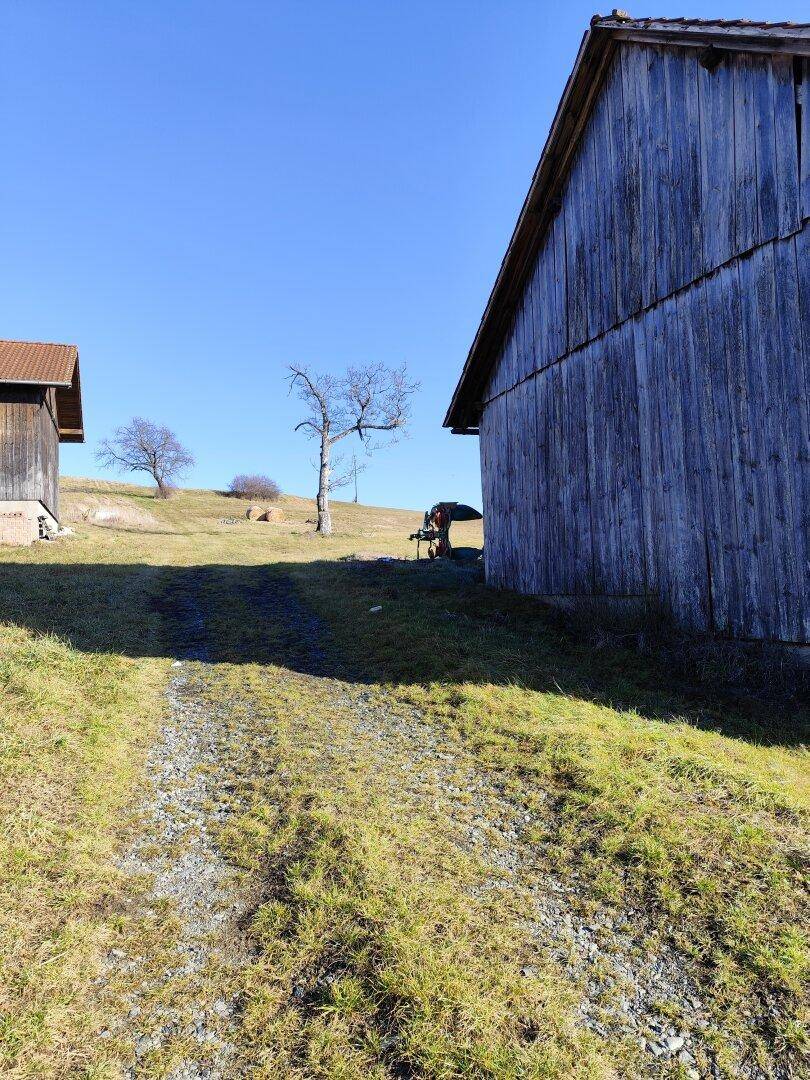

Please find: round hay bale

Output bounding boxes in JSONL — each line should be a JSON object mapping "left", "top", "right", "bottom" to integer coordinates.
{"left": 262, "top": 507, "right": 284, "bottom": 523}
{"left": 246, "top": 504, "right": 264, "bottom": 521}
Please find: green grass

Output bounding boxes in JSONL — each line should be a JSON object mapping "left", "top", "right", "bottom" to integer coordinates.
{"left": 0, "top": 477, "right": 806, "bottom": 1077}
{"left": 290, "top": 559, "right": 809, "bottom": 1043}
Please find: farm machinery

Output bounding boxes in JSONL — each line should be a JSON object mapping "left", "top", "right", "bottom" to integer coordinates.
{"left": 409, "top": 501, "right": 482, "bottom": 561}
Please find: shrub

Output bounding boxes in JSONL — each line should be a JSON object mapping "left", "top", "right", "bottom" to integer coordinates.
{"left": 228, "top": 474, "right": 281, "bottom": 502}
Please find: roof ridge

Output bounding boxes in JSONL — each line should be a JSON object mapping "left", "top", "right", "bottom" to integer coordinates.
{"left": 592, "top": 12, "right": 810, "bottom": 30}
{"left": 0, "top": 338, "right": 78, "bottom": 350}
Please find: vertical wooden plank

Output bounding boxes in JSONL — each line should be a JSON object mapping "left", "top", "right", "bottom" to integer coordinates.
{"left": 564, "top": 148, "right": 590, "bottom": 350}
{"left": 593, "top": 87, "right": 618, "bottom": 335}
{"left": 774, "top": 231, "right": 809, "bottom": 641}
{"left": 547, "top": 363, "right": 567, "bottom": 593}
{"left": 483, "top": 342, "right": 502, "bottom": 403}
{"left": 698, "top": 54, "right": 736, "bottom": 269}
{"left": 793, "top": 222, "right": 810, "bottom": 640}
{"left": 648, "top": 44, "right": 675, "bottom": 299}
{"left": 736, "top": 251, "right": 780, "bottom": 638}
{"left": 801, "top": 59, "right": 810, "bottom": 221}
{"left": 752, "top": 55, "right": 779, "bottom": 241}
{"left": 479, "top": 403, "right": 494, "bottom": 584}
{"left": 632, "top": 313, "right": 656, "bottom": 598}
{"left": 583, "top": 105, "right": 603, "bottom": 339}
{"left": 638, "top": 304, "right": 671, "bottom": 611}
{"left": 551, "top": 209, "right": 568, "bottom": 361}
{"left": 585, "top": 339, "right": 608, "bottom": 593}
{"left": 517, "top": 376, "right": 540, "bottom": 595}
{"left": 638, "top": 44, "right": 659, "bottom": 305}
{"left": 623, "top": 43, "right": 657, "bottom": 308}
{"left": 665, "top": 45, "right": 702, "bottom": 289}
{"left": 715, "top": 259, "right": 764, "bottom": 639}
{"left": 526, "top": 374, "right": 541, "bottom": 596}
{"left": 528, "top": 253, "right": 546, "bottom": 375}
{"left": 495, "top": 393, "right": 513, "bottom": 589}
{"left": 660, "top": 295, "right": 709, "bottom": 630}
{"left": 512, "top": 295, "right": 524, "bottom": 386}
{"left": 772, "top": 55, "right": 801, "bottom": 238}
{"left": 749, "top": 242, "right": 800, "bottom": 639}
{"left": 609, "top": 48, "right": 636, "bottom": 324}
{"left": 521, "top": 289, "right": 534, "bottom": 383}
{"left": 504, "top": 322, "right": 518, "bottom": 396}
{"left": 499, "top": 392, "right": 512, "bottom": 589}
{"left": 566, "top": 351, "right": 594, "bottom": 593}
{"left": 766, "top": 235, "right": 803, "bottom": 638}
{"left": 733, "top": 53, "right": 759, "bottom": 255}
{"left": 613, "top": 319, "right": 646, "bottom": 594}
{"left": 487, "top": 396, "right": 507, "bottom": 589}
{"left": 694, "top": 272, "right": 740, "bottom": 636}
{"left": 535, "top": 367, "right": 551, "bottom": 593}
{"left": 672, "top": 289, "right": 713, "bottom": 630}
{"left": 508, "top": 383, "right": 527, "bottom": 593}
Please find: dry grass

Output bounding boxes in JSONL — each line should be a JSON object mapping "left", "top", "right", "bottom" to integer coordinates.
{"left": 0, "top": 477, "right": 806, "bottom": 1078}
{"left": 0, "top": 593, "right": 164, "bottom": 1074}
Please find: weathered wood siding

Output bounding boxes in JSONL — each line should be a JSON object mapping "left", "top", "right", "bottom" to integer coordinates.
{"left": 0, "top": 387, "right": 60, "bottom": 520}
{"left": 479, "top": 43, "right": 809, "bottom": 643}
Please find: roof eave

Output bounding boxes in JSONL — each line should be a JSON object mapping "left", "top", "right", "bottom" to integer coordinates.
{"left": 0, "top": 377, "right": 73, "bottom": 388}
{"left": 444, "top": 22, "right": 610, "bottom": 429}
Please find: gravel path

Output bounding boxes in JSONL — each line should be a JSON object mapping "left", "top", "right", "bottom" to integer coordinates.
{"left": 104, "top": 582, "right": 253, "bottom": 1078}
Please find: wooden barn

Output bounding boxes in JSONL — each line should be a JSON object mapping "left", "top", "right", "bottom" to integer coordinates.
{"left": 445, "top": 15, "right": 810, "bottom": 645}
{"left": 0, "top": 340, "right": 83, "bottom": 544}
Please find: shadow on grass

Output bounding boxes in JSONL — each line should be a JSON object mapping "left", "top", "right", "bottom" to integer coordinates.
{"left": 0, "top": 558, "right": 806, "bottom": 746}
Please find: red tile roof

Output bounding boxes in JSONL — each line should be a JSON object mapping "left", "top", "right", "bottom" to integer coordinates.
{"left": 0, "top": 340, "right": 78, "bottom": 386}
{"left": 0, "top": 340, "right": 84, "bottom": 442}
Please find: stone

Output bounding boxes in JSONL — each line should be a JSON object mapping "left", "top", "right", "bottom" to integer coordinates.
{"left": 666, "top": 1035, "right": 686, "bottom": 1053}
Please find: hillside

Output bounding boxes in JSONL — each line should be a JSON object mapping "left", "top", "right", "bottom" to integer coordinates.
{"left": 0, "top": 479, "right": 806, "bottom": 1079}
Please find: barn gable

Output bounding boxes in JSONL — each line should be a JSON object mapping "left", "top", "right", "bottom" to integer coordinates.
{"left": 450, "top": 16, "right": 810, "bottom": 644}
{"left": 446, "top": 16, "right": 810, "bottom": 430}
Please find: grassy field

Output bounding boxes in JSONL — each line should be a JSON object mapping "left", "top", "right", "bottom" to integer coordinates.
{"left": 0, "top": 478, "right": 806, "bottom": 1078}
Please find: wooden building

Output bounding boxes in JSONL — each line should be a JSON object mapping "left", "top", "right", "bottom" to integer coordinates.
{"left": 0, "top": 340, "right": 83, "bottom": 544}
{"left": 446, "top": 15, "right": 810, "bottom": 644}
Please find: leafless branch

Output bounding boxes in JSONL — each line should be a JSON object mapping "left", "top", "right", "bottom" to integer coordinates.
{"left": 95, "top": 417, "right": 194, "bottom": 497}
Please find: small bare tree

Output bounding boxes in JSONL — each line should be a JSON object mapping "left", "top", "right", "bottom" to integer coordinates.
{"left": 227, "top": 474, "right": 281, "bottom": 501}
{"left": 288, "top": 363, "right": 418, "bottom": 535}
{"left": 96, "top": 417, "right": 194, "bottom": 498}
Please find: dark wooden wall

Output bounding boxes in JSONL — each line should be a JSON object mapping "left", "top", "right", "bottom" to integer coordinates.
{"left": 479, "top": 44, "right": 809, "bottom": 643}
{"left": 0, "top": 386, "right": 60, "bottom": 520}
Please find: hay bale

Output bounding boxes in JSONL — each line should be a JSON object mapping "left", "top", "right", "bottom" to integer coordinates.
{"left": 246, "top": 504, "right": 264, "bottom": 521}
{"left": 262, "top": 507, "right": 284, "bottom": 523}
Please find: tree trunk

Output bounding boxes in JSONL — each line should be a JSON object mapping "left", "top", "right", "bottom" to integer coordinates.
{"left": 316, "top": 437, "right": 332, "bottom": 535}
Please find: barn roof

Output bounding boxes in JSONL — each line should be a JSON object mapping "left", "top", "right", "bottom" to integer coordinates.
{"left": 444, "top": 13, "right": 810, "bottom": 431}
{"left": 0, "top": 340, "right": 84, "bottom": 442}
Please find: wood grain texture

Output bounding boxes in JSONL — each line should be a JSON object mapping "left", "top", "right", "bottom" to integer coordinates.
{"left": 801, "top": 58, "right": 810, "bottom": 221}
{"left": 0, "top": 387, "right": 60, "bottom": 520}
{"left": 477, "top": 44, "right": 807, "bottom": 642}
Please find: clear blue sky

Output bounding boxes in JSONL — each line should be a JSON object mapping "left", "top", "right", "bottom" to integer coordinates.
{"left": 2, "top": 1, "right": 806, "bottom": 510}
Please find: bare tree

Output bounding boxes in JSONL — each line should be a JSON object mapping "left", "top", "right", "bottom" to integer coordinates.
{"left": 228, "top": 474, "right": 281, "bottom": 501}
{"left": 288, "top": 363, "right": 418, "bottom": 535}
{"left": 96, "top": 417, "right": 195, "bottom": 498}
